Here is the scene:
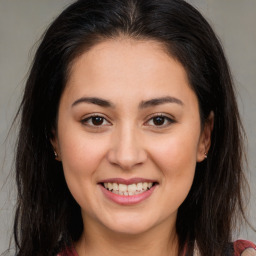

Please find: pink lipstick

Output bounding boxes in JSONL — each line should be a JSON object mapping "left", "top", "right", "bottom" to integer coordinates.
{"left": 98, "top": 178, "right": 158, "bottom": 205}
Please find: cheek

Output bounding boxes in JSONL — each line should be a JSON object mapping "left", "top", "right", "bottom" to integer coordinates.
{"left": 149, "top": 139, "right": 197, "bottom": 217}
{"left": 57, "top": 131, "right": 108, "bottom": 203}
{"left": 149, "top": 132, "right": 199, "bottom": 201}
{"left": 150, "top": 132, "right": 199, "bottom": 173}
{"left": 59, "top": 130, "right": 108, "bottom": 176}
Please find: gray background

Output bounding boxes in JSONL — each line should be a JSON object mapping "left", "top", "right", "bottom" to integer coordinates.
{"left": 0, "top": 0, "right": 255, "bottom": 253}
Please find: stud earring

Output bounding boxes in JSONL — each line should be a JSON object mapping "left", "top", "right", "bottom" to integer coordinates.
{"left": 54, "top": 150, "right": 58, "bottom": 159}
{"left": 204, "top": 152, "right": 208, "bottom": 159}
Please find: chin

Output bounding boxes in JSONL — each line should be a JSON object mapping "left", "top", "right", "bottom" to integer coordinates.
{"left": 102, "top": 214, "right": 157, "bottom": 236}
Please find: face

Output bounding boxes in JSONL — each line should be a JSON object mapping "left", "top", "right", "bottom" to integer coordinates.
{"left": 52, "top": 39, "right": 212, "bottom": 237}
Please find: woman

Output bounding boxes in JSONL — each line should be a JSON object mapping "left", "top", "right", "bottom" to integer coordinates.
{"left": 13, "top": 0, "right": 255, "bottom": 255}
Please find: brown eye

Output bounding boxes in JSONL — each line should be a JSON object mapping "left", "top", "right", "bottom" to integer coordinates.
{"left": 146, "top": 114, "right": 175, "bottom": 128}
{"left": 91, "top": 116, "right": 104, "bottom": 126}
{"left": 81, "top": 115, "right": 111, "bottom": 127}
{"left": 153, "top": 116, "right": 165, "bottom": 126}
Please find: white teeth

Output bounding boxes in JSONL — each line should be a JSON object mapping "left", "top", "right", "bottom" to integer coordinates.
{"left": 119, "top": 184, "right": 128, "bottom": 192}
{"left": 137, "top": 182, "right": 143, "bottom": 190}
{"left": 108, "top": 183, "right": 113, "bottom": 190}
{"left": 127, "top": 184, "right": 137, "bottom": 192}
{"left": 142, "top": 182, "right": 148, "bottom": 190}
{"left": 103, "top": 181, "right": 155, "bottom": 196}
{"left": 113, "top": 183, "right": 119, "bottom": 190}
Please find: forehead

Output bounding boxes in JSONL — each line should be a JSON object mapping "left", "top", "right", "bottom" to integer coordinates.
{"left": 69, "top": 39, "right": 176, "bottom": 79}
{"left": 62, "top": 39, "right": 196, "bottom": 108}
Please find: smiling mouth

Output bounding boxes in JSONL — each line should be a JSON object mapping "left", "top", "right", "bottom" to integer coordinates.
{"left": 100, "top": 182, "right": 158, "bottom": 196}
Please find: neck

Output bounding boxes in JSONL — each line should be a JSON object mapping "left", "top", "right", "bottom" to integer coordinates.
{"left": 75, "top": 216, "right": 179, "bottom": 256}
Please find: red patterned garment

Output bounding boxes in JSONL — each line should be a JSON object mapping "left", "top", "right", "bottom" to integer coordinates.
{"left": 233, "top": 240, "right": 256, "bottom": 256}
{"left": 57, "top": 246, "right": 78, "bottom": 256}
{"left": 58, "top": 240, "right": 256, "bottom": 256}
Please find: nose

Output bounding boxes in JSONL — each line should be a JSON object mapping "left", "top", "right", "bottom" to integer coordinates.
{"left": 107, "top": 125, "right": 147, "bottom": 170}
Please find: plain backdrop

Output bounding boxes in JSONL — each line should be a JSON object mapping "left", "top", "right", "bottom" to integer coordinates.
{"left": 0, "top": 0, "right": 255, "bottom": 253}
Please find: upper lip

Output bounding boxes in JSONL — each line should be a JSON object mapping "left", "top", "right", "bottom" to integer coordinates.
{"left": 98, "top": 178, "right": 158, "bottom": 185}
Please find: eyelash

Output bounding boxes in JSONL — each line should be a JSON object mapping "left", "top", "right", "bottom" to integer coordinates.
{"left": 81, "top": 114, "right": 112, "bottom": 127}
{"left": 81, "top": 113, "right": 175, "bottom": 128}
{"left": 144, "top": 113, "right": 175, "bottom": 128}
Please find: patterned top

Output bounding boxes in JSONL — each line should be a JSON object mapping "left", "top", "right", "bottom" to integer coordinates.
{"left": 58, "top": 240, "right": 256, "bottom": 256}
{"left": 233, "top": 240, "right": 256, "bottom": 256}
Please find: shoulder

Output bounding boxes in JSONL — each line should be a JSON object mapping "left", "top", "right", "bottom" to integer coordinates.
{"left": 233, "top": 240, "right": 256, "bottom": 256}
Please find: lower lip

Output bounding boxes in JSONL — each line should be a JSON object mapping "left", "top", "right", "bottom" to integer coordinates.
{"left": 99, "top": 185, "right": 157, "bottom": 205}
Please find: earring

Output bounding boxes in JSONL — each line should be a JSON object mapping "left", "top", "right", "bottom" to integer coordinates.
{"left": 204, "top": 152, "right": 208, "bottom": 159}
{"left": 54, "top": 150, "right": 58, "bottom": 159}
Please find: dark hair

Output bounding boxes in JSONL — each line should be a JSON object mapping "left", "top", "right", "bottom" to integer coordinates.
{"left": 14, "top": 0, "right": 248, "bottom": 255}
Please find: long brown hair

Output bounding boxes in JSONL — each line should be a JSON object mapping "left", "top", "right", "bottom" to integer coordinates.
{"left": 13, "top": 0, "right": 249, "bottom": 255}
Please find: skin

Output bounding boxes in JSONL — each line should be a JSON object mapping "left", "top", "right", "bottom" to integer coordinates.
{"left": 52, "top": 39, "right": 213, "bottom": 256}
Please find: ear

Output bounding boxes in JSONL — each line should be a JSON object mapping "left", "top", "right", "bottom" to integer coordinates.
{"left": 50, "top": 130, "right": 61, "bottom": 161}
{"left": 197, "top": 111, "right": 214, "bottom": 162}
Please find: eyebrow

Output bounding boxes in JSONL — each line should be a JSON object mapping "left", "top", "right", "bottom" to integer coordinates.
{"left": 139, "top": 96, "right": 184, "bottom": 108}
{"left": 71, "top": 96, "right": 183, "bottom": 108}
{"left": 72, "top": 97, "right": 114, "bottom": 108}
